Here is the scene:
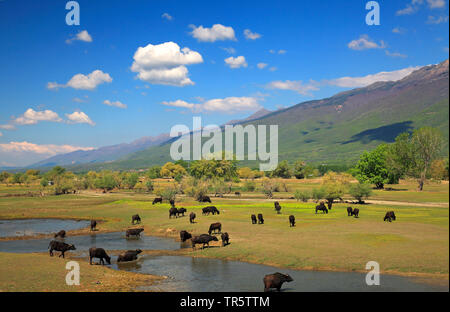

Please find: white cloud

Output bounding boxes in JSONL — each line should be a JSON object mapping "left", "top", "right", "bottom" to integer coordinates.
{"left": 14, "top": 108, "right": 62, "bottom": 125}
{"left": 266, "top": 80, "right": 320, "bottom": 96}
{"left": 66, "top": 30, "right": 93, "bottom": 44}
{"left": 221, "top": 47, "right": 236, "bottom": 54}
{"left": 392, "top": 27, "right": 406, "bottom": 34}
{"left": 427, "top": 15, "right": 449, "bottom": 23}
{"left": 131, "top": 41, "right": 203, "bottom": 86}
{"left": 269, "top": 49, "right": 287, "bottom": 54}
{"left": 427, "top": 0, "right": 446, "bottom": 8}
{"left": 162, "top": 96, "right": 261, "bottom": 113}
{"left": 257, "top": 63, "right": 268, "bottom": 69}
{"left": 348, "top": 35, "right": 386, "bottom": 50}
{"left": 66, "top": 111, "right": 95, "bottom": 126}
{"left": 244, "top": 29, "right": 261, "bottom": 40}
{"left": 161, "top": 13, "right": 173, "bottom": 21}
{"left": 0, "top": 124, "right": 15, "bottom": 130}
{"left": 224, "top": 56, "right": 248, "bottom": 69}
{"left": 396, "top": 0, "right": 445, "bottom": 15}
{"left": 0, "top": 141, "right": 94, "bottom": 156}
{"left": 269, "top": 67, "right": 278, "bottom": 72}
{"left": 385, "top": 50, "right": 408, "bottom": 58}
{"left": 396, "top": 4, "right": 418, "bottom": 15}
{"left": 0, "top": 132, "right": 2, "bottom": 137}
{"left": 47, "top": 70, "right": 112, "bottom": 90}
{"left": 103, "top": 100, "right": 127, "bottom": 109}
{"left": 189, "top": 24, "right": 236, "bottom": 42}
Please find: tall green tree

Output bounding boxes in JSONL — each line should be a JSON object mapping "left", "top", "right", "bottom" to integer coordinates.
{"left": 272, "top": 160, "right": 292, "bottom": 178}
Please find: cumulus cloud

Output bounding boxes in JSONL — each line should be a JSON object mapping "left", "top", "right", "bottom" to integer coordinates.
{"left": 47, "top": 70, "right": 112, "bottom": 90}
{"left": 348, "top": 35, "right": 386, "bottom": 50}
{"left": 266, "top": 80, "right": 320, "bottom": 96}
{"left": 14, "top": 108, "right": 62, "bottom": 125}
{"left": 66, "top": 111, "right": 95, "bottom": 126}
{"left": 427, "top": 15, "right": 449, "bottom": 23}
{"left": 392, "top": 27, "right": 406, "bottom": 34}
{"left": 244, "top": 29, "right": 261, "bottom": 40}
{"left": 257, "top": 63, "right": 268, "bottom": 69}
{"left": 0, "top": 141, "right": 94, "bottom": 156}
{"left": 162, "top": 96, "right": 261, "bottom": 113}
{"left": 221, "top": 47, "right": 236, "bottom": 54}
{"left": 397, "top": 0, "right": 445, "bottom": 15}
{"left": 269, "top": 49, "right": 287, "bottom": 54}
{"left": 0, "top": 124, "right": 16, "bottom": 130}
{"left": 189, "top": 24, "right": 236, "bottom": 42}
{"left": 427, "top": 0, "right": 446, "bottom": 8}
{"left": 385, "top": 50, "right": 408, "bottom": 58}
{"left": 66, "top": 30, "right": 93, "bottom": 44}
{"left": 103, "top": 100, "right": 127, "bottom": 109}
{"left": 161, "top": 13, "right": 173, "bottom": 20}
{"left": 131, "top": 41, "right": 203, "bottom": 86}
{"left": 224, "top": 56, "right": 248, "bottom": 69}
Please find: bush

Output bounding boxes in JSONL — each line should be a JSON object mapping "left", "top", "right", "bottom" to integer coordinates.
{"left": 312, "top": 187, "right": 326, "bottom": 202}
{"left": 294, "top": 190, "right": 310, "bottom": 202}
{"left": 348, "top": 182, "right": 372, "bottom": 204}
{"left": 243, "top": 180, "right": 256, "bottom": 192}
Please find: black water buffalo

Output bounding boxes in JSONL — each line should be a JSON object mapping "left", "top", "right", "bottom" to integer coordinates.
{"left": 327, "top": 201, "right": 333, "bottom": 210}
{"left": 180, "top": 230, "right": 192, "bottom": 242}
{"left": 251, "top": 214, "right": 257, "bottom": 224}
{"left": 289, "top": 215, "right": 295, "bottom": 227}
{"left": 274, "top": 202, "right": 282, "bottom": 214}
{"left": 263, "top": 272, "right": 294, "bottom": 292}
{"left": 235, "top": 192, "right": 241, "bottom": 196}
{"left": 89, "top": 247, "right": 111, "bottom": 265}
{"left": 152, "top": 197, "right": 163, "bottom": 205}
{"left": 221, "top": 232, "right": 229, "bottom": 246}
{"left": 126, "top": 228, "right": 144, "bottom": 238}
{"left": 169, "top": 207, "right": 178, "bottom": 219}
{"left": 258, "top": 213, "right": 264, "bottom": 224}
{"left": 198, "top": 195, "right": 212, "bottom": 203}
{"left": 131, "top": 214, "right": 141, "bottom": 224}
{"left": 210, "top": 206, "right": 220, "bottom": 215}
{"left": 189, "top": 212, "right": 196, "bottom": 224}
{"left": 48, "top": 241, "right": 76, "bottom": 258}
{"left": 54, "top": 230, "right": 66, "bottom": 238}
{"left": 169, "top": 199, "right": 175, "bottom": 207}
{"left": 90, "top": 220, "right": 97, "bottom": 231}
{"left": 347, "top": 207, "right": 353, "bottom": 216}
{"left": 352, "top": 208, "right": 360, "bottom": 218}
{"left": 315, "top": 202, "right": 328, "bottom": 214}
{"left": 202, "top": 206, "right": 219, "bottom": 215}
{"left": 384, "top": 211, "right": 396, "bottom": 222}
{"left": 177, "top": 208, "right": 187, "bottom": 217}
{"left": 191, "top": 235, "right": 218, "bottom": 249}
{"left": 117, "top": 249, "right": 142, "bottom": 262}
{"left": 208, "top": 222, "right": 222, "bottom": 235}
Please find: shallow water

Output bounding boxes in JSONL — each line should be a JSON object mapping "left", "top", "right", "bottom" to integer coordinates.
{"left": 0, "top": 219, "right": 90, "bottom": 238}
{"left": 112, "top": 255, "right": 448, "bottom": 292}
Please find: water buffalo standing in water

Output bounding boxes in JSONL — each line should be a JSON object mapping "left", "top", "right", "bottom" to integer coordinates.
{"left": 274, "top": 202, "right": 282, "bottom": 214}
{"left": 263, "top": 272, "right": 293, "bottom": 292}
{"left": 191, "top": 234, "right": 218, "bottom": 249}
{"left": 177, "top": 208, "right": 187, "bottom": 217}
{"left": 198, "top": 195, "right": 212, "bottom": 203}
{"left": 289, "top": 215, "right": 295, "bottom": 227}
{"left": 131, "top": 214, "right": 141, "bottom": 224}
{"left": 169, "top": 207, "right": 178, "bottom": 219}
{"left": 208, "top": 222, "right": 222, "bottom": 235}
{"left": 117, "top": 249, "right": 142, "bottom": 262}
{"left": 180, "top": 230, "right": 192, "bottom": 242}
{"left": 90, "top": 220, "right": 97, "bottom": 231}
{"left": 189, "top": 212, "right": 196, "bottom": 224}
{"left": 352, "top": 208, "right": 360, "bottom": 218}
{"left": 152, "top": 197, "right": 163, "bottom": 205}
{"left": 258, "top": 214, "right": 264, "bottom": 224}
{"left": 315, "top": 202, "right": 328, "bottom": 214}
{"left": 89, "top": 247, "right": 111, "bottom": 265}
{"left": 48, "top": 241, "right": 76, "bottom": 258}
{"left": 384, "top": 211, "right": 396, "bottom": 222}
{"left": 126, "top": 228, "right": 144, "bottom": 238}
{"left": 221, "top": 232, "right": 229, "bottom": 246}
{"left": 54, "top": 230, "right": 66, "bottom": 238}
{"left": 251, "top": 214, "right": 257, "bottom": 224}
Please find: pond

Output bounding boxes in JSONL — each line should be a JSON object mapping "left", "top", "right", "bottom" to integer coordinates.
{"left": 0, "top": 218, "right": 90, "bottom": 238}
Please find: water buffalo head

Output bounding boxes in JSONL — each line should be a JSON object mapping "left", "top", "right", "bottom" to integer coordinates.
{"left": 68, "top": 244, "right": 76, "bottom": 251}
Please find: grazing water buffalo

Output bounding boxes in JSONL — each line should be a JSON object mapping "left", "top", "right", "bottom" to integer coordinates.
{"left": 191, "top": 235, "right": 218, "bottom": 249}
{"left": 202, "top": 206, "right": 219, "bottom": 215}
{"left": 274, "top": 202, "right": 282, "bottom": 214}
{"left": 48, "top": 241, "right": 76, "bottom": 258}
{"left": 384, "top": 211, "right": 396, "bottom": 222}
{"left": 327, "top": 201, "right": 333, "bottom": 210}
{"left": 54, "top": 230, "right": 66, "bottom": 238}
{"left": 189, "top": 212, "right": 196, "bottom": 224}
{"left": 89, "top": 247, "right": 111, "bottom": 265}
{"left": 169, "top": 199, "right": 175, "bottom": 207}
{"left": 152, "top": 197, "right": 163, "bottom": 205}
{"left": 235, "top": 191, "right": 241, "bottom": 196}
{"left": 315, "top": 202, "right": 328, "bottom": 214}
{"left": 289, "top": 215, "right": 295, "bottom": 227}
{"left": 126, "top": 228, "right": 144, "bottom": 238}
{"left": 347, "top": 207, "right": 353, "bottom": 216}
{"left": 258, "top": 214, "right": 264, "bottom": 224}
{"left": 180, "top": 230, "right": 192, "bottom": 242}
{"left": 131, "top": 214, "right": 141, "bottom": 224}
{"left": 221, "top": 232, "right": 229, "bottom": 246}
{"left": 198, "top": 195, "right": 212, "bottom": 203}
{"left": 117, "top": 249, "right": 142, "bottom": 262}
{"left": 263, "top": 272, "right": 293, "bottom": 292}
{"left": 90, "top": 220, "right": 97, "bottom": 231}
{"left": 352, "top": 208, "right": 360, "bottom": 218}
{"left": 208, "top": 222, "right": 222, "bottom": 235}
{"left": 251, "top": 214, "right": 257, "bottom": 224}
{"left": 169, "top": 207, "right": 178, "bottom": 219}
{"left": 177, "top": 208, "right": 187, "bottom": 217}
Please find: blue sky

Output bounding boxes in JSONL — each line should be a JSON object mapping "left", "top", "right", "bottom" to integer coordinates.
{"left": 0, "top": 0, "right": 448, "bottom": 166}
